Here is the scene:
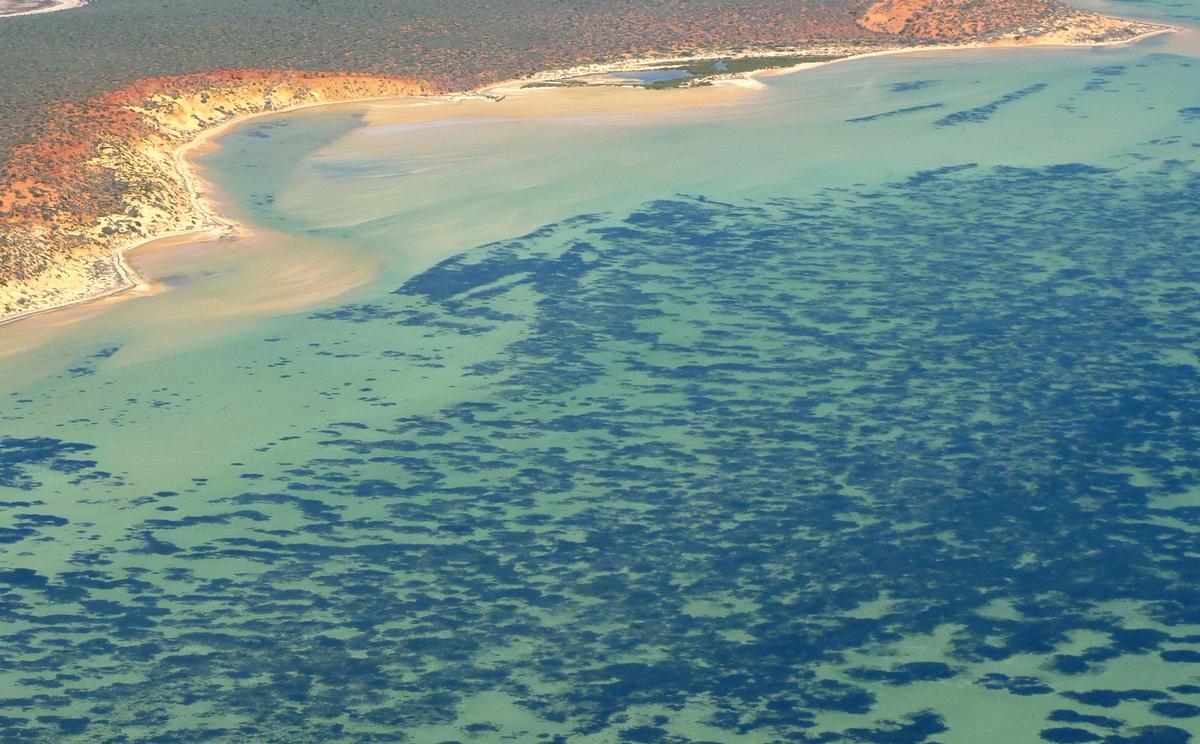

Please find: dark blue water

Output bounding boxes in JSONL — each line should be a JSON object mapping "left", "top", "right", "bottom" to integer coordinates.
{"left": 2, "top": 4, "right": 1200, "bottom": 741}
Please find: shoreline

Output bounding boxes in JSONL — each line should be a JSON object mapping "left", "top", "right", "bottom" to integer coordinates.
{"left": 482, "top": 24, "right": 1175, "bottom": 95}
{"left": 0, "top": 0, "right": 85, "bottom": 18}
{"left": 0, "top": 92, "right": 419, "bottom": 330}
{"left": 0, "top": 18, "right": 1179, "bottom": 331}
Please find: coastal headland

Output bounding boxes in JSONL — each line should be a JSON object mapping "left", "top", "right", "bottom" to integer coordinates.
{"left": 0, "top": 72, "right": 430, "bottom": 325}
{"left": 0, "top": 0, "right": 1173, "bottom": 325}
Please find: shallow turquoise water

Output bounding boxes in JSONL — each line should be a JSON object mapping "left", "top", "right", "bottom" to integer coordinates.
{"left": 3, "top": 5, "right": 1200, "bottom": 742}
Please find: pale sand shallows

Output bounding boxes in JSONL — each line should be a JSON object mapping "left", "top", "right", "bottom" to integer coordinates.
{"left": 0, "top": 91, "right": 412, "bottom": 333}
{"left": 0, "top": 0, "right": 85, "bottom": 17}
{"left": 0, "top": 75, "right": 763, "bottom": 343}
{"left": 0, "top": 18, "right": 1178, "bottom": 344}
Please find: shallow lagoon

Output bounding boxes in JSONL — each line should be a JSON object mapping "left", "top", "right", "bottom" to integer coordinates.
{"left": 2, "top": 5, "right": 1200, "bottom": 742}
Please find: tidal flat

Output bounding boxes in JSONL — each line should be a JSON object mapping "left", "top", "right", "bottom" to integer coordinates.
{"left": 2, "top": 4, "right": 1200, "bottom": 742}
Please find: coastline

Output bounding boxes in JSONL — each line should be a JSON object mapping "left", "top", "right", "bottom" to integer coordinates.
{"left": 0, "top": 0, "right": 85, "bottom": 18}
{"left": 0, "top": 16, "right": 1178, "bottom": 331}
{"left": 0, "top": 92, "right": 421, "bottom": 330}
